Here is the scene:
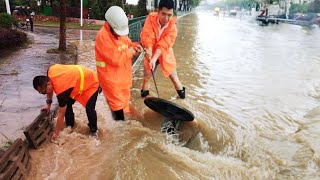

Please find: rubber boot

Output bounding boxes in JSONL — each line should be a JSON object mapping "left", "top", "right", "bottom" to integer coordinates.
{"left": 113, "top": 109, "right": 124, "bottom": 121}
{"left": 141, "top": 89, "right": 149, "bottom": 98}
{"left": 177, "top": 87, "right": 186, "bottom": 99}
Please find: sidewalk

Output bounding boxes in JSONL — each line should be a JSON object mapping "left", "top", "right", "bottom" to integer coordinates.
{"left": 177, "top": 10, "right": 194, "bottom": 18}
{"left": 0, "top": 32, "right": 76, "bottom": 144}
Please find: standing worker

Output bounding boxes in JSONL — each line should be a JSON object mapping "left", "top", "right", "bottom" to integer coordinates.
{"left": 95, "top": 6, "right": 143, "bottom": 121}
{"left": 140, "top": 0, "right": 186, "bottom": 99}
{"left": 26, "top": 7, "right": 34, "bottom": 32}
{"left": 33, "top": 64, "right": 100, "bottom": 140}
{"left": 29, "top": 11, "right": 34, "bottom": 32}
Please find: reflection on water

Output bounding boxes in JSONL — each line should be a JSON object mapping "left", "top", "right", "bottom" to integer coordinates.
{"left": 179, "top": 12, "right": 320, "bottom": 178}
{"left": 27, "top": 11, "right": 320, "bottom": 179}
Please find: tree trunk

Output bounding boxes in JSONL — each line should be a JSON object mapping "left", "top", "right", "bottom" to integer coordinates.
{"left": 155, "top": 0, "right": 158, "bottom": 10}
{"left": 175, "top": 0, "right": 177, "bottom": 10}
{"left": 59, "top": 0, "right": 67, "bottom": 51}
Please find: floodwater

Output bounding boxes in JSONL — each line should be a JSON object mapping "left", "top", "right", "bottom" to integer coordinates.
{"left": 3, "top": 9, "right": 320, "bottom": 179}
{"left": 0, "top": 30, "right": 76, "bottom": 143}
{"left": 0, "top": 27, "right": 98, "bottom": 144}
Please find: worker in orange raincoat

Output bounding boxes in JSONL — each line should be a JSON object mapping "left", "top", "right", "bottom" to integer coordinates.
{"left": 140, "top": 0, "right": 186, "bottom": 99}
{"left": 33, "top": 64, "right": 100, "bottom": 140}
{"left": 95, "top": 6, "right": 143, "bottom": 121}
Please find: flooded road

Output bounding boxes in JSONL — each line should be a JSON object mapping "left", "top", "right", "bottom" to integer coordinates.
{"left": 130, "top": 12, "right": 320, "bottom": 178}
{"left": 0, "top": 27, "right": 98, "bottom": 144}
{"left": 0, "top": 31, "right": 76, "bottom": 143}
{"left": 4, "top": 10, "right": 320, "bottom": 179}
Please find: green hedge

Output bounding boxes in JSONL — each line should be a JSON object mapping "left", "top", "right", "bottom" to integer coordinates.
{"left": 0, "top": 13, "right": 18, "bottom": 29}
{"left": 0, "top": 28, "right": 27, "bottom": 49}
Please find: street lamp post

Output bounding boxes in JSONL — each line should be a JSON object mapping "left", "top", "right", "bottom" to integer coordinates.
{"left": 80, "top": 0, "right": 83, "bottom": 27}
{"left": 5, "top": 0, "right": 11, "bottom": 14}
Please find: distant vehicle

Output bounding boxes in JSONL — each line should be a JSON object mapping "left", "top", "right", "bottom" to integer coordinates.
{"left": 229, "top": 9, "right": 237, "bottom": 16}
{"left": 12, "top": 18, "right": 29, "bottom": 31}
{"left": 213, "top": 7, "right": 220, "bottom": 16}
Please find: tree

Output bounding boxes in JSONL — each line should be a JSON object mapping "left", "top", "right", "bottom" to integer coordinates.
{"left": 190, "top": 0, "right": 201, "bottom": 8}
{"left": 59, "top": 0, "right": 66, "bottom": 51}
{"left": 135, "top": 0, "right": 148, "bottom": 17}
{"left": 289, "top": 3, "right": 308, "bottom": 14}
{"left": 89, "top": 0, "right": 125, "bottom": 20}
{"left": 308, "top": 0, "right": 320, "bottom": 13}
{"left": 155, "top": 0, "right": 159, "bottom": 9}
{"left": 0, "top": 0, "right": 6, "bottom": 13}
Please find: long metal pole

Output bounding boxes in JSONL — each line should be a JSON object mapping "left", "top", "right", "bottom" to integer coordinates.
{"left": 151, "top": 69, "right": 160, "bottom": 98}
{"left": 140, "top": 43, "right": 160, "bottom": 98}
{"left": 5, "top": 0, "right": 11, "bottom": 14}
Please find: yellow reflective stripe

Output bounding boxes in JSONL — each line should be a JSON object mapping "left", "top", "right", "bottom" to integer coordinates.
{"left": 118, "top": 44, "right": 128, "bottom": 51}
{"left": 75, "top": 65, "right": 84, "bottom": 95}
{"left": 96, "top": 60, "right": 105, "bottom": 67}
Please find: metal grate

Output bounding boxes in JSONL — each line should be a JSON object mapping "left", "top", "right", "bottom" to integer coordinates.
{"left": 128, "top": 18, "right": 146, "bottom": 66}
{"left": 0, "top": 138, "right": 30, "bottom": 179}
{"left": 23, "top": 108, "right": 57, "bottom": 149}
{"left": 128, "top": 19, "right": 146, "bottom": 43}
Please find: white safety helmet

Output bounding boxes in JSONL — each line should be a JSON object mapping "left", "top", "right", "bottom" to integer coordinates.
{"left": 105, "top": 6, "right": 129, "bottom": 36}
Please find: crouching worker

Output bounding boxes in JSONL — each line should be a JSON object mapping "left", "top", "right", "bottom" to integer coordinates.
{"left": 95, "top": 6, "right": 143, "bottom": 121}
{"left": 33, "top": 64, "right": 100, "bottom": 140}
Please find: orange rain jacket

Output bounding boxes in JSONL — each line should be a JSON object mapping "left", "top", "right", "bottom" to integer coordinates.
{"left": 95, "top": 23, "right": 137, "bottom": 111}
{"left": 140, "top": 12, "right": 177, "bottom": 77}
{"left": 48, "top": 64, "right": 99, "bottom": 107}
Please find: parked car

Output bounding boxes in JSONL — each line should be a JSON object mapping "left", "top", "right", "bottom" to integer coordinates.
{"left": 229, "top": 9, "right": 237, "bottom": 16}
